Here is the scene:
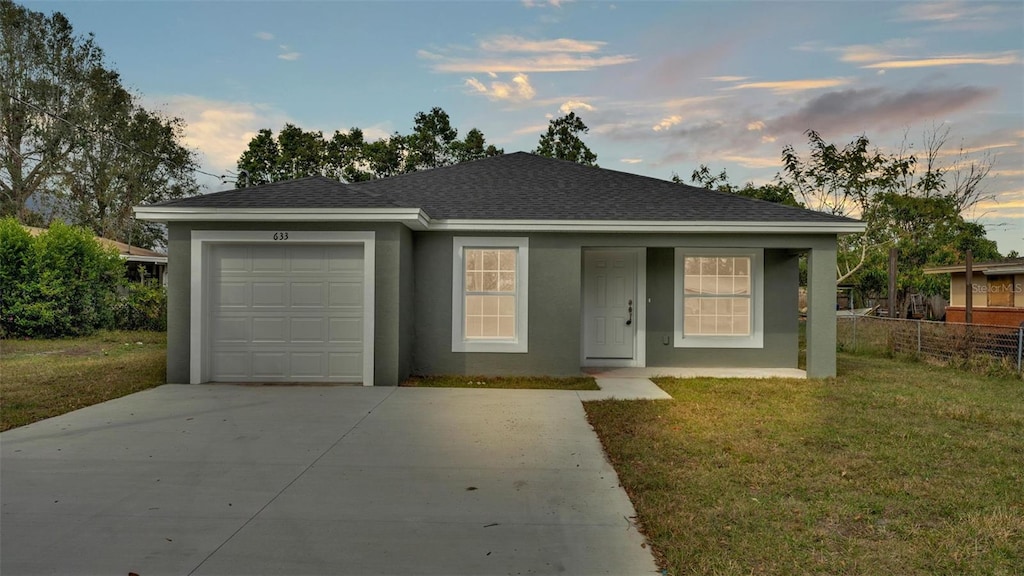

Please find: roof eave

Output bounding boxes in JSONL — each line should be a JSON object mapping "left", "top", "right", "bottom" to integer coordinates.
{"left": 133, "top": 207, "right": 864, "bottom": 235}
{"left": 429, "top": 219, "right": 866, "bottom": 234}
{"left": 133, "top": 207, "right": 431, "bottom": 231}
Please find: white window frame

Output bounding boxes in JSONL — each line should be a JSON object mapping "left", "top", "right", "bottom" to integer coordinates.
{"left": 452, "top": 237, "right": 529, "bottom": 353}
{"left": 674, "top": 247, "right": 764, "bottom": 349}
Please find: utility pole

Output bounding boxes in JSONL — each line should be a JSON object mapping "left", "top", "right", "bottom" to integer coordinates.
{"left": 965, "top": 249, "right": 973, "bottom": 324}
{"left": 888, "top": 248, "right": 897, "bottom": 318}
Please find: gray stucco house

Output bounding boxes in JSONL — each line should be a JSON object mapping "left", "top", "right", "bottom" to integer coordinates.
{"left": 135, "top": 152, "right": 863, "bottom": 385}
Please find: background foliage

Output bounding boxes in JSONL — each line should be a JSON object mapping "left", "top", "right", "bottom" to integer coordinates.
{"left": 0, "top": 217, "right": 166, "bottom": 337}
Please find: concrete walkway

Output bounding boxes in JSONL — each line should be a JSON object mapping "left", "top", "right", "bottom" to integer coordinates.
{"left": 1, "top": 385, "right": 660, "bottom": 576}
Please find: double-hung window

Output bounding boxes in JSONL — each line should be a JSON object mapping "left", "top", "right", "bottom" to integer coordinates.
{"left": 452, "top": 237, "right": 528, "bottom": 353}
{"left": 674, "top": 248, "right": 763, "bottom": 348}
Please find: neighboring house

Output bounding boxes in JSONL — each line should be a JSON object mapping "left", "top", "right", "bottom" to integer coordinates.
{"left": 135, "top": 152, "right": 863, "bottom": 385}
{"left": 924, "top": 258, "right": 1024, "bottom": 327}
{"left": 26, "top": 226, "right": 168, "bottom": 285}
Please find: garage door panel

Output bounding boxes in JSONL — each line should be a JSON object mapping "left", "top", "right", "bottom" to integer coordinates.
{"left": 329, "top": 282, "right": 362, "bottom": 307}
{"left": 217, "top": 282, "right": 249, "bottom": 307}
{"left": 290, "top": 247, "right": 327, "bottom": 273}
{"left": 329, "top": 352, "right": 362, "bottom": 380}
{"left": 252, "top": 317, "right": 288, "bottom": 342}
{"left": 251, "top": 246, "right": 287, "bottom": 272}
{"left": 213, "top": 317, "right": 249, "bottom": 343}
{"left": 290, "top": 353, "right": 326, "bottom": 378}
{"left": 290, "top": 317, "right": 325, "bottom": 342}
{"left": 208, "top": 243, "right": 365, "bottom": 383}
{"left": 252, "top": 282, "right": 288, "bottom": 307}
{"left": 327, "top": 245, "right": 364, "bottom": 271}
{"left": 212, "top": 352, "right": 249, "bottom": 379}
{"left": 252, "top": 353, "right": 288, "bottom": 378}
{"left": 216, "top": 245, "right": 250, "bottom": 272}
{"left": 329, "top": 318, "right": 363, "bottom": 343}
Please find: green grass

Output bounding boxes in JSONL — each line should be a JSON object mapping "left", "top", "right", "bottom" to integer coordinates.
{"left": 400, "top": 374, "right": 599, "bottom": 390}
{"left": 0, "top": 331, "right": 166, "bottom": 432}
{"left": 585, "top": 352, "right": 1024, "bottom": 575}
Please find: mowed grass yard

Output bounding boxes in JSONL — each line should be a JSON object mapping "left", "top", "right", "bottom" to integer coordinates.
{"left": 585, "top": 353, "right": 1024, "bottom": 575}
{"left": 0, "top": 331, "right": 166, "bottom": 432}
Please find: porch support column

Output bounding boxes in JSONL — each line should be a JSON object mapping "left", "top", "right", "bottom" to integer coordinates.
{"left": 806, "top": 244, "right": 838, "bottom": 378}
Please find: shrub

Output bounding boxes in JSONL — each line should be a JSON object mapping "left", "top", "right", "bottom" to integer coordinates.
{"left": 0, "top": 218, "right": 125, "bottom": 338}
{"left": 115, "top": 280, "right": 167, "bottom": 331}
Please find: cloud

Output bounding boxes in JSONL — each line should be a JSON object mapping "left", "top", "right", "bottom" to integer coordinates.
{"left": 147, "top": 95, "right": 291, "bottom": 181}
{"left": 620, "top": 158, "right": 643, "bottom": 164}
{"left": 706, "top": 75, "right": 749, "bottom": 82}
{"left": 480, "top": 35, "right": 604, "bottom": 53}
{"left": 464, "top": 73, "right": 536, "bottom": 102}
{"left": 522, "top": 0, "right": 570, "bottom": 8}
{"left": 768, "top": 86, "right": 997, "bottom": 136}
{"left": 728, "top": 78, "right": 851, "bottom": 94}
{"left": 278, "top": 52, "right": 301, "bottom": 61}
{"left": 720, "top": 154, "right": 782, "bottom": 169}
{"left": 560, "top": 99, "right": 595, "bottom": 114}
{"left": 513, "top": 123, "right": 551, "bottom": 136}
{"left": 255, "top": 31, "right": 274, "bottom": 41}
{"left": 653, "top": 115, "right": 683, "bottom": 132}
{"left": 419, "top": 34, "right": 634, "bottom": 74}
{"left": 862, "top": 52, "right": 1020, "bottom": 69}
{"left": 421, "top": 51, "right": 636, "bottom": 73}
{"left": 746, "top": 121, "right": 765, "bottom": 131}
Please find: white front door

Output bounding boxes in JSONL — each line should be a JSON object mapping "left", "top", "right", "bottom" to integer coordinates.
{"left": 583, "top": 250, "right": 638, "bottom": 361}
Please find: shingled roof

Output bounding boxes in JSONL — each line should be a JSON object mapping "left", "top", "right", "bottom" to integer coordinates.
{"left": 151, "top": 152, "right": 857, "bottom": 225}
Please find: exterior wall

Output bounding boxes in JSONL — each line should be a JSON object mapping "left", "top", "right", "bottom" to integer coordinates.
{"left": 950, "top": 272, "right": 1024, "bottom": 308}
{"left": 645, "top": 248, "right": 799, "bottom": 368}
{"left": 413, "top": 232, "right": 833, "bottom": 377}
{"left": 945, "top": 307, "right": 1024, "bottom": 327}
{"left": 164, "top": 221, "right": 412, "bottom": 386}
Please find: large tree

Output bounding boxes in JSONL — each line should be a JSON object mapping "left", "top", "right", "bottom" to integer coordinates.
{"left": 684, "top": 165, "right": 801, "bottom": 207}
{"left": 1, "top": 1, "right": 199, "bottom": 246}
{"left": 1, "top": 0, "right": 104, "bottom": 221}
{"left": 61, "top": 67, "right": 197, "bottom": 248}
{"left": 775, "top": 129, "right": 999, "bottom": 312}
{"left": 535, "top": 112, "right": 598, "bottom": 166}
{"left": 235, "top": 107, "right": 502, "bottom": 185}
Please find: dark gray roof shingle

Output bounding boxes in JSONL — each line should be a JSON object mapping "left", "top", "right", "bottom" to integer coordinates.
{"left": 154, "top": 153, "right": 857, "bottom": 224}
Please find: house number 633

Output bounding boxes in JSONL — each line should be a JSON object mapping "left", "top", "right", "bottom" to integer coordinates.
{"left": 273, "top": 232, "right": 289, "bottom": 241}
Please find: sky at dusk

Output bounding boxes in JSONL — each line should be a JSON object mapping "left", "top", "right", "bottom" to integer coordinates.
{"left": 23, "top": 0, "right": 1024, "bottom": 253}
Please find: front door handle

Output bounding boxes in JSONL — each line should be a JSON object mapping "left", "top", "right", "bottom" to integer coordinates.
{"left": 626, "top": 299, "right": 633, "bottom": 326}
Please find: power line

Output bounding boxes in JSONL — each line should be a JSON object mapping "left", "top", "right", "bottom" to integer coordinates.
{"left": 6, "top": 93, "right": 229, "bottom": 182}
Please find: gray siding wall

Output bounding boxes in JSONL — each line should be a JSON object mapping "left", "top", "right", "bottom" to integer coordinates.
{"left": 412, "top": 232, "right": 827, "bottom": 377}
{"left": 164, "top": 221, "right": 412, "bottom": 386}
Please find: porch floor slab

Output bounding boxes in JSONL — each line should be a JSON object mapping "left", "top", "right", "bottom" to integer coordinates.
{"left": 584, "top": 367, "right": 807, "bottom": 380}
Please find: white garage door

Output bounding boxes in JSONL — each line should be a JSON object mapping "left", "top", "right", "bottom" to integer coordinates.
{"left": 208, "top": 243, "right": 364, "bottom": 383}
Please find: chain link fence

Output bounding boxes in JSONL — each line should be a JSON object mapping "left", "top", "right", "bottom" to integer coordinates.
{"left": 838, "top": 315, "right": 1023, "bottom": 376}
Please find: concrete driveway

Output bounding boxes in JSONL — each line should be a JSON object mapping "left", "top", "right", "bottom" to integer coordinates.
{"left": 1, "top": 385, "right": 659, "bottom": 575}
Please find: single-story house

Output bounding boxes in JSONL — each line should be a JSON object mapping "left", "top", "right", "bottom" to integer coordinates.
{"left": 924, "top": 258, "right": 1024, "bottom": 327}
{"left": 134, "top": 152, "right": 863, "bottom": 385}
{"left": 26, "top": 225, "right": 168, "bottom": 284}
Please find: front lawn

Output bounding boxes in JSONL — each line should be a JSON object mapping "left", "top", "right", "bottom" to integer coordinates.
{"left": 585, "top": 353, "right": 1024, "bottom": 575}
{"left": 0, "top": 331, "right": 166, "bottom": 432}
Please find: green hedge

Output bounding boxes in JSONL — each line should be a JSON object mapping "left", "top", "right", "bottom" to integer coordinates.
{"left": 0, "top": 218, "right": 167, "bottom": 337}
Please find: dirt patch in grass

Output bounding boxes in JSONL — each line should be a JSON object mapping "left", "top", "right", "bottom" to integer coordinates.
{"left": 400, "top": 374, "right": 599, "bottom": 390}
{"left": 585, "top": 352, "right": 1024, "bottom": 575}
{"left": 1, "top": 331, "right": 167, "bottom": 432}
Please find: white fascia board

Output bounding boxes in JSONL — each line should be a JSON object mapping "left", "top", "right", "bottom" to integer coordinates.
{"left": 428, "top": 219, "right": 867, "bottom": 235}
{"left": 133, "top": 206, "right": 865, "bottom": 235}
{"left": 122, "top": 255, "right": 168, "bottom": 264}
{"left": 133, "top": 207, "right": 431, "bottom": 230}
